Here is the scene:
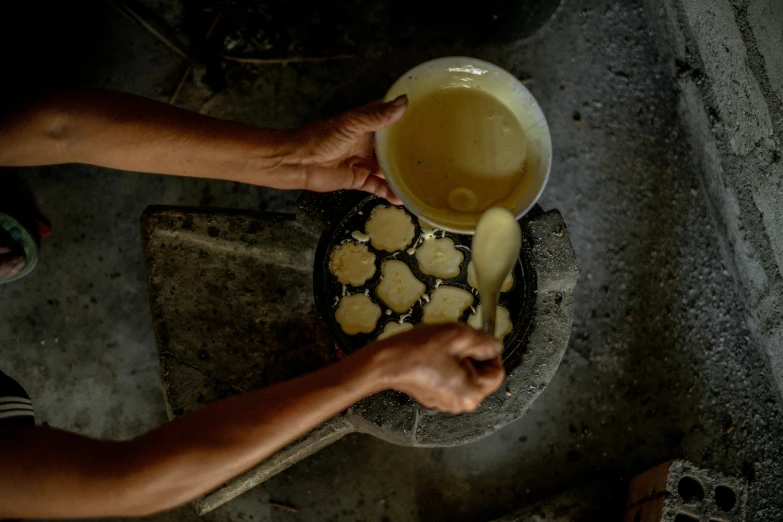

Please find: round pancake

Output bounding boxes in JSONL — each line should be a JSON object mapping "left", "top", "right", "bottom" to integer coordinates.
{"left": 376, "top": 260, "right": 426, "bottom": 314}
{"left": 422, "top": 285, "right": 474, "bottom": 324}
{"left": 329, "top": 241, "right": 377, "bottom": 286}
{"left": 377, "top": 321, "right": 414, "bottom": 341}
{"left": 365, "top": 206, "right": 416, "bottom": 252}
{"left": 467, "top": 260, "right": 514, "bottom": 293}
{"left": 415, "top": 237, "right": 464, "bottom": 279}
{"left": 335, "top": 293, "right": 382, "bottom": 335}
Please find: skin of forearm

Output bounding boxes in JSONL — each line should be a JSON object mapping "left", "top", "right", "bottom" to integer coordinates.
{"left": 0, "top": 89, "right": 306, "bottom": 189}
{"left": 119, "top": 346, "right": 388, "bottom": 516}
{"left": 0, "top": 345, "right": 388, "bottom": 519}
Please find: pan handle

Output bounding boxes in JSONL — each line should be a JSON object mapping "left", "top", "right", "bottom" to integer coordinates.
{"left": 194, "top": 415, "right": 356, "bottom": 514}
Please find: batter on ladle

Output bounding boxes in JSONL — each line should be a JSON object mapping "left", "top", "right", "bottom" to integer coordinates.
{"left": 468, "top": 304, "right": 513, "bottom": 340}
{"left": 467, "top": 261, "right": 514, "bottom": 293}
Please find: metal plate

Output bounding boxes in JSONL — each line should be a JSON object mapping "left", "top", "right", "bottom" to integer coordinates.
{"left": 313, "top": 196, "right": 536, "bottom": 358}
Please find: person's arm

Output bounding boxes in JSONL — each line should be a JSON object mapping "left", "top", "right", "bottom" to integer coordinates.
{"left": 0, "top": 88, "right": 406, "bottom": 202}
{"left": 0, "top": 324, "right": 503, "bottom": 519}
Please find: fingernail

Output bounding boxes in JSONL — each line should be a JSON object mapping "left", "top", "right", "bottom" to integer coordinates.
{"left": 391, "top": 95, "right": 408, "bottom": 107}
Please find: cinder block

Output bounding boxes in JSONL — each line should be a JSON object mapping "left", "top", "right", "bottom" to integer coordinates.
{"left": 749, "top": 0, "right": 783, "bottom": 107}
{"left": 681, "top": 0, "right": 773, "bottom": 156}
{"left": 644, "top": 0, "right": 783, "bottom": 402}
{"left": 746, "top": 149, "right": 783, "bottom": 281}
{"left": 677, "top": 77, "right": 783, "bottom": 394}
{"left": 624, "top": 460, "right": 747, "bottom": 522}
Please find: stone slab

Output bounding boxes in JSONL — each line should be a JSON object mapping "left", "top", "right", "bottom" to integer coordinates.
{"left": 141, "top": 196, "right": 577, "bottom": 512}
{"left": 643, "top": 0, "right": 783, "bottom": 400}
{"left": 141, "top": 207, "right": 336, "bottom": 418}
{"left": 680, "top": 0, "right": 773, "bottom": 156}
{"left": 675, "top": 79, "right": 783, "bottom": 388}
{"left": 748, "top": 0, "right": 783, "bottom": 111}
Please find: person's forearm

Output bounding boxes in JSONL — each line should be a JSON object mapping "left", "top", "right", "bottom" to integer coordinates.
{"left": 0, "top": 345, "right": 390, "bottom": 519}
{"left": 119, "top": 345, "right": 389, "bottom": 515}
{"left": 0, "top": 89, "right": 306, "bottom": 188}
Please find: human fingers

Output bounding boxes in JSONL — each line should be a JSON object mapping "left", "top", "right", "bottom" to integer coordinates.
{"left": 0, "top": 254, "right": 25, "bottom": 278}
{"left": 0, "top": 228, "right": 25, "bottom": 278}
{"left": 348, "top": 159, "right": 403, "bottom": 204}
{"left": 367, "top": 166, "right": 405, "bottom": 204}
{"left": 468, "top": 357, "right": 506, "bottom": 392}
{"left": 409, "top": 382, "right": 483, "bottom": 414}
{"left": 358, "top": 176, "right": 402, "bottom": 204}
{"left": 449, "top": 326, "right": 503, "bottom": 361}
{"left": 431, "top": 386, "right": 492, "bottom": 414}
{"left": 343, "top": 95, "right": 408, "bottom": 133}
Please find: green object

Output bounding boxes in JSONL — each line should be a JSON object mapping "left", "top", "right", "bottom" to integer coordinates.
{"left": 0, "top": 213, "right": 38, "bottom": 284}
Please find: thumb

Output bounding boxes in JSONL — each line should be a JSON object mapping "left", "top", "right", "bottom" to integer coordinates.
{"left": 348, "top": 159, "right": 402, "bottom": 203}
{"left": 453, "top": 329, "right": 504, "bottom": 361}
{"left": 351, "top": 95, "right": 408, "bottom": 132}
{"left": 472, "top": 357, "right": 505, "bottom": 390}
{"left": 303, "top": 159, "right": 402, "bottom": 204}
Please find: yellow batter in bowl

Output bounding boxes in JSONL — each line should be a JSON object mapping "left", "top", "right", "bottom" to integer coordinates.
{"left": 376, "top": 57, "right": 552, "bottom": 234}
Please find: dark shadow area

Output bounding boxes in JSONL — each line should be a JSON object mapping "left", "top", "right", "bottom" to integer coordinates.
{"left": 678, "top": 475, "right": 705, "bottom": 502}
{"left": 0, "top": 171, "right": 47, "bottom": 242}
{"left": 390, "top": 0, "right": 561, "bottom": 47}
{"left": 0, "top": 1, "right": 115, "bottom": 103}
{"left": 2, "top": 0, "right": 783, "bottom": 521}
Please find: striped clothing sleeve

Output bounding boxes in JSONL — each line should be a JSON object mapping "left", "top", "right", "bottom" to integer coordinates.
{"left": 0, "top": 370, "right": 34, "bottom": 424}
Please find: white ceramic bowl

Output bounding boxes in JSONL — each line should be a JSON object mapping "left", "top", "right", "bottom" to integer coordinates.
{"left": 375, "top": 56, "right": 552, "bottom": 234}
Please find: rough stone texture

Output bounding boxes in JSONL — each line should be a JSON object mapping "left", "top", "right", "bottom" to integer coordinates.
{"left": 346, "top": 206, "right": 578, "bottom": 448}
{"left": 643, "top": 0, "right": 783, "bottom": 403}
{"left": 3, "top": 0, "right": 783, "bottom": 521}
{"left": 142, "top": 208, "right": 336, "bottom": 413}
{"left": 748, "top": 0, "right": 783, "bottom": 111}
{"left": 141, "top": 201, "right": 576, "bottom": 512}
{"left": 624, "top": 460, "right": 747, "bottom": 522}
{"left": 681, "top": 0, "right": 773, "bottom": 156}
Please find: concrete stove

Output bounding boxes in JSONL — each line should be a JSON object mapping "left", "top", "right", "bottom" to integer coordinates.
{"left": 141, "top": 192, "right": 577, "bottom": 514}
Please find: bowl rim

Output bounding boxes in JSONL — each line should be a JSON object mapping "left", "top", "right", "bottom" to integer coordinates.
{"left": 374, "top": 56, "right": 552, "bottom": 234}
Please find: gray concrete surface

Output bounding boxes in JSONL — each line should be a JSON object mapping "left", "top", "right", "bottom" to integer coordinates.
{"left": 642, "top": 0, "right": 783, "bottom": 406}
{"left": 488, "top": 482, "right": 608, "bottom": 521}
{"left": 1, "top": 0, "right": 783, "bottom": 521}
